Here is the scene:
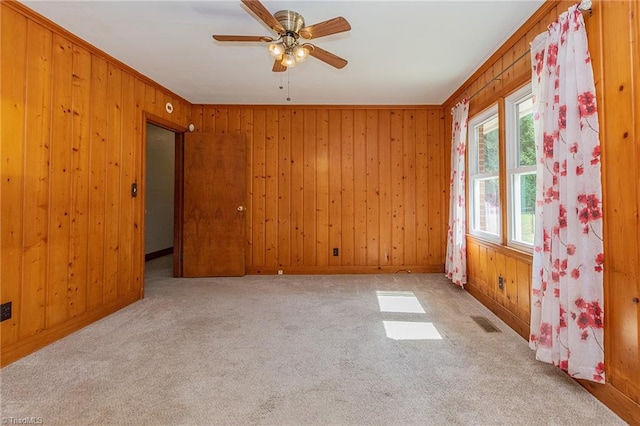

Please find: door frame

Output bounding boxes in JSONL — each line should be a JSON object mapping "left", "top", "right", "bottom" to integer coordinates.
{"left": 141, "top": 113, "right": 187, "bottom": 286}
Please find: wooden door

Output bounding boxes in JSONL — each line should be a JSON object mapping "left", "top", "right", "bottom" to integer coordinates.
{"left": 183, "top": 132, "right": 246, "bottom": 277}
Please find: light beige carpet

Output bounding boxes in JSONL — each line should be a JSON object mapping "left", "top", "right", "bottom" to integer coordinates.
{"left": 0, "top": 256, "right": 624, "bottom": 425}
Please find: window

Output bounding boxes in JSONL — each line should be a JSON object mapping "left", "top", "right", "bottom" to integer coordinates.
{"left": 468, "top": 106, "right": 500, "bottom": 242}
{"left": 506, "top": 84, "right": 535, "bottom": 250}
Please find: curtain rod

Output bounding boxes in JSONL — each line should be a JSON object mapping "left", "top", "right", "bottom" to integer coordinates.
{"left": 452, "top": 1, "right": 593, "bottom": 112}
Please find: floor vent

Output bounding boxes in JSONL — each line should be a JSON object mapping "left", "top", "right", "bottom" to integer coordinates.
{"left": 471, "top": 316, "right": 501, "bottom": 333}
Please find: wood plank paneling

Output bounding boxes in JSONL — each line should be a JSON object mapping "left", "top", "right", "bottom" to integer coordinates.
{"left": 390, "top": 110, "right": 404, "bottom": 265}
{"left": 353, "top": 110, "right": 368, "bottom": 265}
{"left": 403, "top": 110, "right": 417, "bottom": 266}
{"left": 303, "top": 110, "right": 317, "bottom": 266}
{"left": 265, "top": 109, "right": 279, "bottom": 267}
{"left": 196, "top": 106, "right": 445, "bottom": 273}
{"left": 1, "top": 7, "right": 28, "bottom": 347}
{"left": 47, "top": 34, "right": 74, "bottom": 328}
{"left": 365, "top": 110, "right": 380, "bottom": 266}
{"left": 291, "top": 110, "right": 304, "bottom": 265}
{"left": 328, "top": 110, "right": 342, "bottom": 267}
{"left": 68, "top": 44, "right": 92, "bottom": 318}
{"left": 316, "top": 109, "right": 330, "bottom": 267}
{"left": 341, "top": 110, "right": 355, "bottom": 266}
{"left": 277, "top": 110, "right": 291, "bottom": 267}
{"left": 20, "top": 20, "right": 52, "bottom": 339}
{"left": 599, "top": 0, "right": 640, "bottom": 404}
{"left": 103, "top": 63, "right": 122, "bottom": 304}
{"left": 1, "top": 1, "right": 189, "bottom": 366}
{"left": 117, "top": 72, "right": 135, "bottom": 299}
{"left": 378, "top": 110, "right": 392, "bottom": 266}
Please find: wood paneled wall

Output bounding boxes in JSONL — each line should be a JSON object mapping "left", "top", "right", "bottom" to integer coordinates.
{"left": 0, "top": 2, "right": 190, "bottom": 366}
{"left": 443, "top": 0, "right": 640, "bottom": 422}
{"left": 191, "top": 106, "right": 446, "bottom": 274}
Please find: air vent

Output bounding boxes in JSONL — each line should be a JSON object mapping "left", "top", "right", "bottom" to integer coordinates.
{"left": 471, "top": 316, "right": 501, "bottom": 333}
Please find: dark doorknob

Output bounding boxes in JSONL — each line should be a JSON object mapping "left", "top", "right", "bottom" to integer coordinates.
{"left": 633, "top": 297, "right": 639, "bottom": 304}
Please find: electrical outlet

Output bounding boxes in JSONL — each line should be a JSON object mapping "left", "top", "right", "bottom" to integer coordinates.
{"left": 498, "top": 276, "right": 505, "bottom": 290}
{"left": 277, "top": 270, "right": 283, "bottom": 275}
{"left": 0, "top": 301, "right": 12, "bottom": 322}
{"left": 333, "top": 248, "right": 339, "bottom": 256}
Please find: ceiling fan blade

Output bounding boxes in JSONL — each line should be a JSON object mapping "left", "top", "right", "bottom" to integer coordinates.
{"left": 240, "top": 0, "right": 285, "bottom": 33}
{"left": 299, "top": 17, "right": 351, "bottom": 39}
{"left": 272, "top": 59, "right": 286, "bottom": 73}
{"left": 306, "top": 44, "right": 348, "bottom": 69}
{"left": 213, "top": 35, "right": 273, "bottom": 42}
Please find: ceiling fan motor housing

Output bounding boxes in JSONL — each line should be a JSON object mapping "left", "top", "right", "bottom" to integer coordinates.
{"left": 275, "top": 10, "right": 305, "bottom": 34}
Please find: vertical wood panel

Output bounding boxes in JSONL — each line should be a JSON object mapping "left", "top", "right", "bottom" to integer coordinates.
{"left": 20, "top": 20, "right": 51, "bottom": 338}
{"left": 328, "top": 110, "right": 342, "bottom": 266}
{"left": 68, "top": 44, "right": 92, "bottom": 317}
{"left": 265, "top": 109, "right": 279, "bottom": 267}
{"left": 117, "top": 72, "right": 135, "bottom": 299}
{"left": 86, "top": 56, "right": 108, "bottom": 310}
{"left": 47, "top": 34, "right": 74, "bottom": 328}
{"left": 390, "top": 110, "right": 404, "bottom": 265}
{"left": 431, "top": 110, "right": 445, "bottom": 263}
{"left": 415, "top": 110, "right": 429, "bottom": 264}
{"left": 290, "top": 110, "right": 304, "bottom": 265}
{"left": 102, "top": 63, "right": 122, "bottom": 303}
{"left": 494, "top": 251, "right": 506, "bottom": 307}
{"left": 378, "top": 110, "right": 392, "bottom": 266}
{"left": 132, "top": 78, "right": 146, "bottom": 295}
{"left": 403, "top": 110, "right": 417, "bottom": 265}
{"left": 505, "top": 256, "right": 518, "bottom": 312}
{"left": 353, "top": 110, "right": 368, "bottom": 265}
{"left": 486, "top": 249, "right": 496, "bottom": 299}
{"left": 277, "top": 109, "right": 291, "bottom": 266}
{"left": 316, "top": 109, "right": 330, "bottom": 266}
{"left": 252, "top": 109, "right": 266, "bottom": 267}
{"left": 478, "top": 246, "right": 487, "bottom": 288}
{"left": 366, "top": 110, "right": 380, "bottom": 266}
{"left": 516, "top": 260, "right": 531, "bottom": 322}
{"left": 341, "top": 110, "right": 355, "bottom": 265}
{"left": 1, "top": 7, "right": 28, "bottom": 346}
{"left": 242, "top": 108, "right": 254, "bottom": 267}
{"left": 303, "top": 110, "right": 317, "bottom": 266}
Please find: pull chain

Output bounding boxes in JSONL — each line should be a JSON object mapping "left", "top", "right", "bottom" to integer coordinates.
{"left": 286, "top": 68, "right": 291, "bottom": 102}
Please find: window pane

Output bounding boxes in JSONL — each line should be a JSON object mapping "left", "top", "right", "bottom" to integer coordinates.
{"left": 513, "top": 172, "right": 536, "bottom": 244}
{"left": 475, "top": 115, "right": 499, "bottom": 173}
{"left": 474, "top": 177, "right": 500, "bottom": 235}
{"left": 518, "top": 97, "right": 535, "bottom": 167}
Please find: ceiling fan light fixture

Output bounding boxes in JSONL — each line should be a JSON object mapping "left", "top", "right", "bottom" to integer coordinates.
{"left": 293, "top": 44, "right": 309, "bottom": 62}
{"left": 268, "top": 42, "right": 285, "bottom": 58}
{"left": 281, "top": 52, "right": 297, "bottom": 68}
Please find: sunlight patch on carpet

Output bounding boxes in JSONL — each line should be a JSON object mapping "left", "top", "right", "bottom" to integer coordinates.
{"left": 382, "top": 321, "right": 442, "bottom": 340}
{"left": 376, "top": 291, "right": 426, "bottom": 314}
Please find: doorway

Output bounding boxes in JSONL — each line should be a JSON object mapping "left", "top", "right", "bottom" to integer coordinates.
{"left": 144, "top": 122, "right": 183, "bottom": 277}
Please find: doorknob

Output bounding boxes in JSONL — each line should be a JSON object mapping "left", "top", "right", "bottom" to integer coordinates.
{"left": 237, "top": 206, "right": 245, "bottom": 212}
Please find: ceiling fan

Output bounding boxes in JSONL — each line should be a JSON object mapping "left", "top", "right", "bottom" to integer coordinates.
{"left": 212, "top": 0, "right": 351, "bottom": 72}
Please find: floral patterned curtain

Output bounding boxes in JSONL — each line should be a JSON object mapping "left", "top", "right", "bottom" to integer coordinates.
{"left": 445, "top": 101, "right": 469, "bottom": 288}
{"left": 529, "top": 5, "right": 604, "bottom": 383}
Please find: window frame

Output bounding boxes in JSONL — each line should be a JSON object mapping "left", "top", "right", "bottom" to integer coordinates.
{"left": 505, "top": 84, "right": 535, "bottom": 252}
{"left": 468, "top": 104, "right": 501, "bottom": 243}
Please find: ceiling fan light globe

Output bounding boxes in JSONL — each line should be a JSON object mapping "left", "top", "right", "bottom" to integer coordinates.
{"left": 293, "top": 45, "right": 309, "bottom": 62}
{"left": 268, "top": 43, "right": 285, "bottom": 58}
{"left": 281, "top": 53, "right": 297, "bottom": 68}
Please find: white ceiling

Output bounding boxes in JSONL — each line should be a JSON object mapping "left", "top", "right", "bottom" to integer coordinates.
{"left": 22, "top": 0, "right": 544, "bottom": 105}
